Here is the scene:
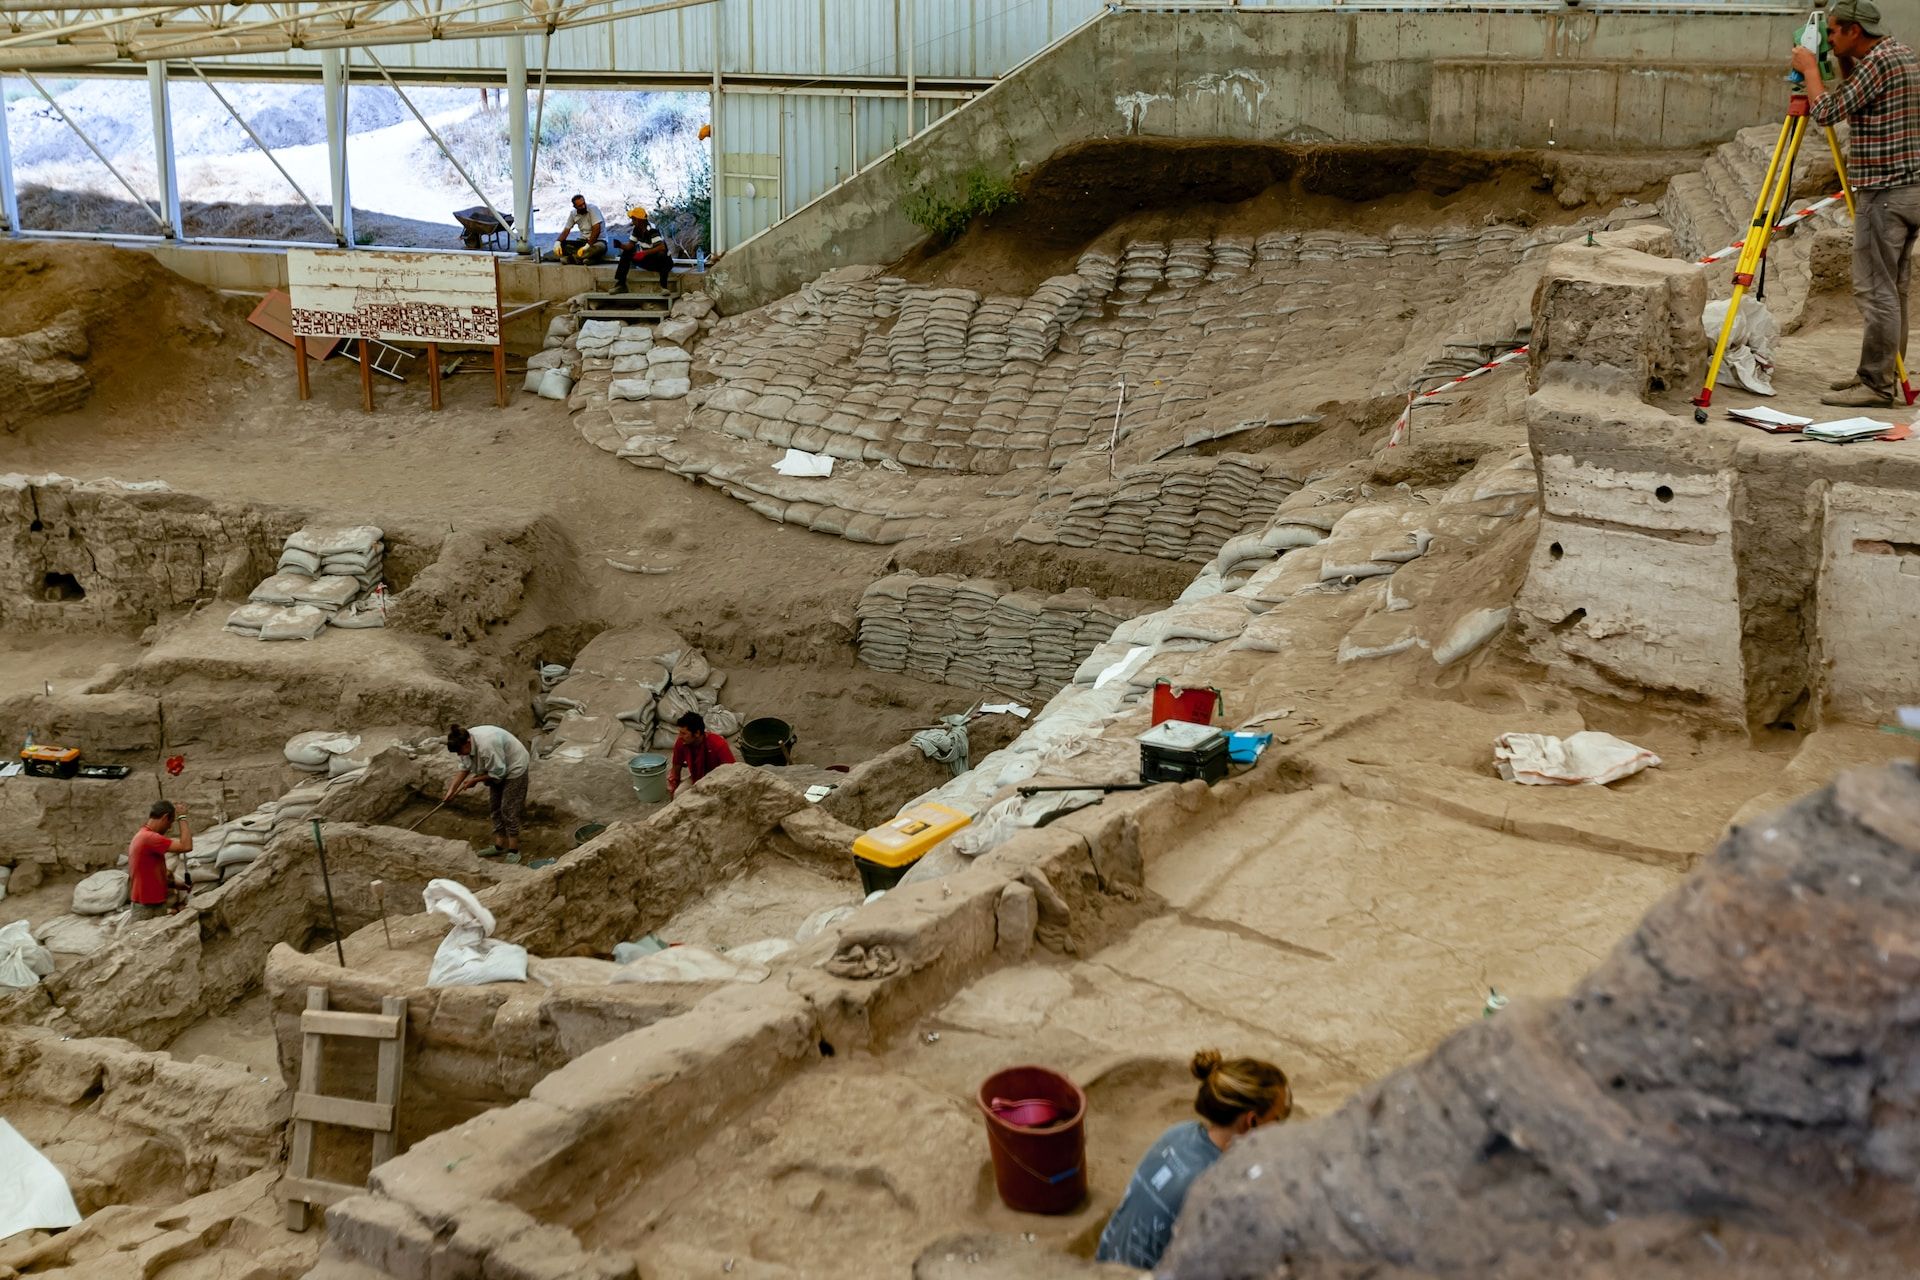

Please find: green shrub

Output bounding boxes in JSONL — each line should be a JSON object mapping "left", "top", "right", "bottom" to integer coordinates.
{"left": 900, "top": 165, "right": 1019, "bottom": 242}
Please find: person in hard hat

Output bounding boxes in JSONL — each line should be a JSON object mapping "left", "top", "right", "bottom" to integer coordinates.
{"left": 1097, "top": 1050, "right": 1292, "bottom": 1271}
{"left": 610, "top": 205, "right": 674, "bottom": 294}
{"left": 1795, "top": 0, "right": 1920, "bottom": 408}
{"left": 546, "top": 193, "right": 607, "bottom": 264}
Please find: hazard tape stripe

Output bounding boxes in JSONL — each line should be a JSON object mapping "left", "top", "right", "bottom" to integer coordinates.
{"left": 1387, "top": 345, "right": 1531, "bottom": 446}
{"left": 1696, "top": 193, "right": 1845, "bottom": 265}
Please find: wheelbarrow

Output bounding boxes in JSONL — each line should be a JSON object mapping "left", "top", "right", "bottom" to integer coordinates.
{"left": 453, "top": 205, "right": 520, "bottom": 251}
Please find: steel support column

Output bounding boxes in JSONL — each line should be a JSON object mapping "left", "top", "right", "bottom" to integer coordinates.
{"left": 709, "top": 0, "right": 723, "bottom": 255}
{"left": 147, "top": 60, "right": 183, "bottom": 239}
{"left": 0, "top": 73, "right": 18, "bottom": 236}
{"left": 904, "top": 0, "right": 916, "bottom": 137}
{"left": 506, "top": 35, "right": 530, "bottom": 255}
{"left": 321, "top": 48, "right": 354, "bottom": 246}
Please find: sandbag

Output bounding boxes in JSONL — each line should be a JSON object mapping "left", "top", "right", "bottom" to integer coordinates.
{"left": 285, "top": 731, "right": 360, "bottom": 769}
{"left": 72, "top": 869, "right": 129, "bottom": 916}
{"left": 424, "top": 879, "right": 527, "bottom": 987}
{"left": 277, "top": 547, "right": 323, "bottom": 575}
{"left": 656, "top": 684, "right": 702, "bottom": 725}
{"left": 0, "top": 920, "right": 54, "bottom": 988}
{"left": 537, "top": 368, "right": 574, "bottom": 400}
{"left": 286, "top": 524, "right": 383, "bottom": 557}
{"left": 33, "top": 913, "right": 115, "bottom": 956}
{"left": 249, "top": 572, "right": 313, "bottom": 605}
{"left": 258, "top": 605, "right": 329, "bottom": 641}
{"left": 670, "top": 649, "right": 711, "bottom": 688}
{"left": 329, "top": 598, "right": 387, "bottom": 629}
{"left": 607, "top": 944, "right": 769, "bottom": 985}
{"left": 225, "top": 601, "right": 278, "bottom": 635}
{"left": 293, "top": 575, "right": 360, "bottom": 611}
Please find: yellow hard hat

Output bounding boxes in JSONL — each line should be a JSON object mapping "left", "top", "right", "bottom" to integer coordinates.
{"left": 628, "top": 205, "right": 648, "bottom": 220}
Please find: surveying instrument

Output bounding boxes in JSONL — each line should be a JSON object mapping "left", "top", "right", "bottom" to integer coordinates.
{"left": 1692, "top": 9, "right": 1917, "bottom": 422}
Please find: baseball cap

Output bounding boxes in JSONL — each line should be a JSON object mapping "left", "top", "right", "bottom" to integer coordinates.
{"left": 1831, "top": 0, "right": 1884, "bottom": 34}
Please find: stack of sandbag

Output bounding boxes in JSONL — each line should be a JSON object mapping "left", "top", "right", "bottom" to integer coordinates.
{"left": 286, "top": 525, "right": 385, "bottom": 588}
{"left": 228, "top": 525, "right": 385, "bottom": 638}
{"left": 539, "top": 631, "right": 744, "bottom": 760}
{"left": 285, "top": 731, "right": 362, "bottom": 775}
{"left": 214, "top": 809, "right": 273, "bottom": 879}
{"left": 270, "top": 782, "right": 329, "bottom": 841}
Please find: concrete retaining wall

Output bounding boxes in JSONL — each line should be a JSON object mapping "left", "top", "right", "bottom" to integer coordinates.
{"left": 709, "top": 7, "right": 1797, "bottom": 312}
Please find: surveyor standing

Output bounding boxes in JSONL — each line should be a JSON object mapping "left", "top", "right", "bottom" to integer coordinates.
{"left": 444, "top": 724, "right": 530, "bottom": 859}
{"left": 610, "top": 206, "right": 674, "bottom": 294}
{"left": 127, "top": 800, "right": 192, "bottom": 921}
{"left": 1794, "top": 0, "right": 1920, "bottom": 408}
{"left": 547, "top": 193, "right": 607, "bottom": 264}
{"left": 667, "top": 712, "right": 735, "bottom": 797}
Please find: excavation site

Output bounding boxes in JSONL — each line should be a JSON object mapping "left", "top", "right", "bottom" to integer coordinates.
{"left": 3, "top": 5, "right": 1920, "bottom": 1278}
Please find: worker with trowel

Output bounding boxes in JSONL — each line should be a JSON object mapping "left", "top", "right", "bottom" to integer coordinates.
{"left": 546, "top": 193, "right": 608, "bottom": 264}
{"left": 444, "top": 724, "right": 530, "bottom": 859}
{"left": 127, "top": 800, "right": 193, "bottom": 921}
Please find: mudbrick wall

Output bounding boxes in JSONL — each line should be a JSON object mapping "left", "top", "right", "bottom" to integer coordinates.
{"left": 299, "top": 742, "right": 1262, "bottom": 1280}
{"left": 0, "top": 1025, "right": 288, "bottom": 1211}
{"left": 1511, "top": 239, "right": 1920, "bottom": 728}
{"left": 1167, "top": 764, "right": 1920, "bottom": 1278}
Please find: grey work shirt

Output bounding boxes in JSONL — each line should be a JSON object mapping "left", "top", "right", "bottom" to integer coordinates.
{"left": 1095, "top": 1121, "right": 1222, "bottom": 1271}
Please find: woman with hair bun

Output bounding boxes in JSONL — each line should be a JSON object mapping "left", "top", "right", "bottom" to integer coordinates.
{"left": 1095, "top": 1049, "right": 1291, "bottom": 1270}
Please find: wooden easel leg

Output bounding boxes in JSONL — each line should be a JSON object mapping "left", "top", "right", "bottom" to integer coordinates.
{"left": 492, "top": 344, "right": 507, "bottom": 408}
{"left": 294, "top": 335, "right": 310, "bottom": 401}
{"left": 427, "top": 342, "right": 442, "bottom": 411}
{"left": 357, "top": 339, "right": 374, "bottom": 413}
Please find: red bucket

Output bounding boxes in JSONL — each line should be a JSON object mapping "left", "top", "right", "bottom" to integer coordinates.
{"left": 978, "top": 1065, "right": 1088, "bottom": 1214}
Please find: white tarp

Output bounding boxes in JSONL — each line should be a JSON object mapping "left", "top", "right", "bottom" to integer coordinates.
{"left": 772, "top": 448, "right": 834, "bottom": 477}
{"left": 0, "top": 1118, "right": 81, "bottom": 1239}
{"left": 1494, "top": 732, "right": 1662, "bottom": 786}
{"left": 423, "top": 879, "right": 528, "bottom": 987}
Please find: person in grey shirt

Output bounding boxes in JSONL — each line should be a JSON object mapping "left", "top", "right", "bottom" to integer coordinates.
{"left": 1096, "top": 1049, "right": 1292, "bottom": 1272}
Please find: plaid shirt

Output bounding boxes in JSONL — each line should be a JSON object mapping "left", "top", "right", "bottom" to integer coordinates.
{"left": 1812, "top": 37, "right": 1920, "bottom": 189}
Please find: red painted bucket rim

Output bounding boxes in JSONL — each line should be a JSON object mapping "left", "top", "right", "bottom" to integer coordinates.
{"left": 977, "top": 1065, "right": 1085, "bottom": 1135}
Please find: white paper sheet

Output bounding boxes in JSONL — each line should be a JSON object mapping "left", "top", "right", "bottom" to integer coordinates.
{"left": 772, "top": 448, "right": 834, "bottom": 477}
{"left": 1727, "top": 406, "right": 1812, "bottom": 427}
{"left": 1803, "top": 416, "right": 1895, "bottom": 441}
{"left": 979, "top": 702, "right": 1033, "bottom": 719}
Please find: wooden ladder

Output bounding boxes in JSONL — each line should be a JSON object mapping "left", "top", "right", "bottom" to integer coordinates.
{"left": 283, "top": 986, "right": 408, "bottom": 1231}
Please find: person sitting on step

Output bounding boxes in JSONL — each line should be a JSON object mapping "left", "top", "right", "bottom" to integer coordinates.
{"left": 546, "top": 193, "right": 607, "bottom": 264}
{"left": 610, "top": 206, "right": 674, "bottom": 294}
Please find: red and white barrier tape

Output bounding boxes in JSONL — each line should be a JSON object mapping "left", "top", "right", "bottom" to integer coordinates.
{"left": 1386, "top": 195, "right": 1845, "bottom": 447}
{"left": 1388, "top": 345, "right": 1530, "bottom": 446}
{"left": 1695, "top": 192, "right": 1845, "bottom": 265}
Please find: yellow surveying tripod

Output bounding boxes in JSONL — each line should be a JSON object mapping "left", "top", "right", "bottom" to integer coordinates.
{"left": 1692, "top": 87, "right": 1917, "bottom": 422}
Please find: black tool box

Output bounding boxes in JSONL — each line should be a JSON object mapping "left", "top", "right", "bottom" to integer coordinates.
{"left": 1138, "top": 721, "right": 1230, "bottom": 785}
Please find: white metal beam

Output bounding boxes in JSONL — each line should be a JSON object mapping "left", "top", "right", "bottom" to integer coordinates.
{"left": 321, "top": 46, "right": 353, "bottom": 245}
{"left": 506, "top": 31, "right": 529, "bottom": 254}
{"left": 360, "top": 45, "right": 507, "bottom": 241}
{"left": 147, "top": 59, "right": 182, "bottom": 237}
{"left": 0, "top": 71, "right": 17, "bottom": 235}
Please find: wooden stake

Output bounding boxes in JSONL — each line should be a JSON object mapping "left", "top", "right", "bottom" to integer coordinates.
{"left": 492, "top": 343, "right": 507, "bottom": 407}
{"left": 293, "top": 334, "right": 311, "bottom": 401}
{"left": 427, "top": 342, "right": 442, "bottom": 411}
{"left": 356, "top": 339, "right": 374, "bottom": 413}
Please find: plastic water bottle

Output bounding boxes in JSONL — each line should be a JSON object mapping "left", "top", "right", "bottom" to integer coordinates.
{"left": 695, "top": 249, "right": 707, "bottom": 273}
{"left": 1483, "top": 988, "right": 1509, "bottom": 1018}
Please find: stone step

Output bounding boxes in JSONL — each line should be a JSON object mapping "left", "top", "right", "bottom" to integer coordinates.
{"left": 1658, "top": 170, "right": 1733, "bottom": 262}
{"left": 576, "top": 309, "right": 665, "bottom": 324}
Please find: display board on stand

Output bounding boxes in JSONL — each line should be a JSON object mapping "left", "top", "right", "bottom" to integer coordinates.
{"left": 287, "top": 248, "right": 507, "bottom": 412}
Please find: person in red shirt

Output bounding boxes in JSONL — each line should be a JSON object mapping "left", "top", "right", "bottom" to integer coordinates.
{"left": 668, "top": 712, "right": 736, "bottom": 797}
{"left": 128, "top": 800, "right": 193, "bottom": 921}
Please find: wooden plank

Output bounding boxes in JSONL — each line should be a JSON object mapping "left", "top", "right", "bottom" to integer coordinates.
{"left": 491, "top": 344, "right": 506, "bottom": 409}
{"left": 370, "top": 994, "right": 408, "bottom": 1167}
{"left": 283, "top": 986, "right": 328, "bottom": 1231}
{"left": 357, "top": 339, "right": 374, "bottom": 413}
{"left": 288, "top": 248, "right": 501, "bottom": 346}
{"left": 293, "top": 1091, "right": 394, "bottom": 1131}
{"left": 427, "top": 341, "right": 442, "bottom": 411}
{"left": 281, "top": 1175, "right": 365, "bottom": 1209}
{"left": 293, "top": 334, "right": 310, "bottom": 402}
{"left": 247, "top": 289, "right": 341, "bottom": 359}
{"left": 300, "top": 1009, "right": 401, "bottom": 1040}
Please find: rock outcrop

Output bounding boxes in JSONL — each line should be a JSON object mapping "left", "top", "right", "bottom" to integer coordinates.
{"left": 1166, "top": 763, "right": 1920, "bottom": 1279}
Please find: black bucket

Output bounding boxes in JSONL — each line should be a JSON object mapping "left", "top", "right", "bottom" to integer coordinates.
{"left": 741, "top": 717, "right": 795, "bottom": 766}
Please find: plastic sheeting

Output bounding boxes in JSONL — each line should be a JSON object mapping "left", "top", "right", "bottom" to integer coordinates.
{"left": 0, "top": 920, "right": 54, "bottom": 989}
{"left": 0, "top": 1119, "right": 80, "bottom": 1238}
{"left": 423, "top": 879, "right": 528, "bottom": 987}
{"left": 1494, "top": 732, "right": 1662, "bottom": 786}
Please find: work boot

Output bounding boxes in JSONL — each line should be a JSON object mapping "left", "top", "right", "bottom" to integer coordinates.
{"left": 1829, "top": 375, "right": 1861, "bottom": 391}
{"left": 1820, "top": 385, "right": 1894, "bottom": 408}
{"left": 608, "top": 281, "right": 628, "bottom": 295}
{"left": 475, "top": 844, "right": 504, "bottom": 858}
